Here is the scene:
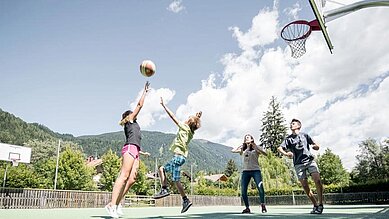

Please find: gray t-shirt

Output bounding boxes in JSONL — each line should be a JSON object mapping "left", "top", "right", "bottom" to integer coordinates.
{"left": 242, "top": 145, "right": 262, "bottom": 171}
{"left": 280, "top": 132, "right": 314, "bottom": 166}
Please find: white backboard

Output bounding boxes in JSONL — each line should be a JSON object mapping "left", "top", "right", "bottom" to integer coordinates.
{"left": 0, "top": 143, "right": 32, "bottom": 163}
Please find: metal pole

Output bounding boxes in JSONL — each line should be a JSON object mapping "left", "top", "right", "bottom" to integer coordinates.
{"left": 190, "top": 164, "right": 193, "bottom": 195}
{"left": 2, "top": 163, "right": 9, "bottom": 188}
{"left": 54, "top": 140, "right": 60, "bottom": 190}
{"left": 154, "top": 157, "right": 157, "bottom": 194}
{"left": 325, "top": 0, "right": 389, "bottom": 22}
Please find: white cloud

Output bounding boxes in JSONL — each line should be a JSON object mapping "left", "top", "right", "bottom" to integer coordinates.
{"left": 130, "top": 87, "right": 175, "bottom": 128}
{"left": 167, "top": 0, "right": 185, "bottom": 13}
{"left": 165, "top": 2, "right": 389, "bottom": 171}
{"left": 229, "top": 7, "right": 279, "bottom": 51}
{"left": 283, "top": 3, "right": 301, "bottom": 19}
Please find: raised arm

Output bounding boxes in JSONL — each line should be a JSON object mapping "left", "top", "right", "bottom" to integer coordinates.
{"left": 160, "top": 97, "right": 179, "bottom": 126}
{"left": 129, "top": 81, "right": 150, "bottom": 120}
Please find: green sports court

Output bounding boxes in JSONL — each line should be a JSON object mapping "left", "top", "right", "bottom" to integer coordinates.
{"left": 1, "top": 205, "right": 388, "bottom": 219}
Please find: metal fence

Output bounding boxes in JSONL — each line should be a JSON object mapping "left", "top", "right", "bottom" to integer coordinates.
{"left": 1, "top": 188, "right": 388, "bottom": 209}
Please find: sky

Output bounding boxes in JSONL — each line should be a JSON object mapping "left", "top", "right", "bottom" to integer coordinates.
{"left": 1, "top": 0, "right": 388, "bottom": 170}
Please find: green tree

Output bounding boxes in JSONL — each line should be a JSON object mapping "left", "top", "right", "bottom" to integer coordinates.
{"left": 131, "top": 162, "right": 150, "bottom": 195}
{"left": 224, "top": 159, "right": 238, "bottom": 177}
{"left": 0, "top": 162, "right": 43, "bottom": 188}
{"left": 34, "top": 157, "right": 58, "bottom": 189}
{"left": 100, "top": 149, "right": 121, "bottom": 191}
{"left": 258, "top": 151, "right": 296, "bottom": 191}
{"left": 259, "top": 96, "right": 288, "bottom": 155}
{"left": 56, "top": 146, "right": 97, "bottom": 190}
{"left": 351, "top": 138, "right": 389, "bottom": 183}
{"left": 317, "top": 148, "right": 349, "bottom": 186}
{"left": 26, "top": 139, "right": 57, "bottom": 163}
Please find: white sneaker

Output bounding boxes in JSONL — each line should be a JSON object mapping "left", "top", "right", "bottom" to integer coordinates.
{"left": 116, "top": 203, "right": 124, "bottom": 217}
{"left": 105, "top": 204, "right": 119, "bottom": 218}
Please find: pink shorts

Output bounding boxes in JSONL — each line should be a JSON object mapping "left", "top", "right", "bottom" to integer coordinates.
{"left": 121, "top": 144, "right": 140, "bottom": 160}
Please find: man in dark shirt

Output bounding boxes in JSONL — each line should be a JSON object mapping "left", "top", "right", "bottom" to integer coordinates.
{"left": 278, "top": 119, "right": 324, "bottom": 214}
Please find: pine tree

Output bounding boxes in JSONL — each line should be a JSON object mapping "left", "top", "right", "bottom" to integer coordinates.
{"left": 259, "top": 96, "right": 288, "bottom": 155}
{"left": 224, "top": 159, "right": 238, "bottom": 177}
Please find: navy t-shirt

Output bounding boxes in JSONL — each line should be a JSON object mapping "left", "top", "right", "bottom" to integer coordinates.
{"left": 124, "top": 121, "right": 141, "bottom": 147}
{"left": 280, "top": 132, "right": 314, "bottom": 166}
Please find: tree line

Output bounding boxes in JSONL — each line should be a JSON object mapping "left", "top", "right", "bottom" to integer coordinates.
{"left": 1, "top": 97, "right": 388, "bottom": 195}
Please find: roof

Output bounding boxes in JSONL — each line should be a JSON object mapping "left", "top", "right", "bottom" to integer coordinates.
{"left": 204, "top": 174, "right": 228, "bottom": 182}
{"left": 86, "top": 158, "right": 103, "bottom": 167}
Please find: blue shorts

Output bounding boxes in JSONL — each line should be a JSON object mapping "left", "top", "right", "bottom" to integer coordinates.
{"left": 164, "top": 155, "right": 186, "bottom": 182}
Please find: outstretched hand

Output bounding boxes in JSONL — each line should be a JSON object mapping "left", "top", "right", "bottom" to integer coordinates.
{"left": 160, "top": 97, "right": 165, "bottom": 107}
{"left": 144, "top": 81, "right": 150, "bottom": 93}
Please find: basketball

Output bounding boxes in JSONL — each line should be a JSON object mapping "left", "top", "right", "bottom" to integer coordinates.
{"left": 140, "top": 60, "right": 156, "bottom": 77}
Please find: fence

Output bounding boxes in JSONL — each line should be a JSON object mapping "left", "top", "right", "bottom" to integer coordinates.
{"left": 1, "top": 188, "right": 388, "bottom": 209}
{"left": 0, "top": 188, "right": 112, "bottom": 209}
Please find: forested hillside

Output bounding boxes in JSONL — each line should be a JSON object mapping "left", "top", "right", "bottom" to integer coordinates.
{"left": 0, "top": 108, "right": 240, "bottom": 173}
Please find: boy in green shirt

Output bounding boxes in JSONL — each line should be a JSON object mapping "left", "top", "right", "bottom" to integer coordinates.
{"left": 154, "top": 97, "right": 202, "bottom": 213}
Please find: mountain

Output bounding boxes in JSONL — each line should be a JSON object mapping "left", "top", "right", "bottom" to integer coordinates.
{"left": 0, "top": 108, "right": 241, "bottom": 173}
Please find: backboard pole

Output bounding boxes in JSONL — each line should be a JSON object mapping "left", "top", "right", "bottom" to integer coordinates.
{"left": 324, "top": 0, "right": 389, "bottom": 22}
{"left": 2, "top": 163, "right": 9, "bottom": 188}
{"left": 54, "top": 140, "right": 61, "bottom": 190}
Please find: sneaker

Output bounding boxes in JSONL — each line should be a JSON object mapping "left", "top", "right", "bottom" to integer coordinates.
{"left": 116, "top": 203, "right": 124, "bottom": 217}
{"left": 105, "top": 204, "right": 119, "bottom": 218}
{"left": 261, "top": 204, "right": 267, "bottom": 213}
{"left": 317, "top": 204, "right": 324, "bottom": 214}
{"left": 154, "top": 188, "right": 170, "bottom": 199}
{"left": 181, "top": 199, "right": 192, "bottom": 213}
{"left": 310, "top": 205, "right": 321, "bottom": 214}
{"left": 242, "top": 208, "right": 251, "bottom": 214}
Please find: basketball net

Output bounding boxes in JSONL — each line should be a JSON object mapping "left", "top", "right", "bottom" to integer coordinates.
{"left": 285, "top": 38, "right": 308, "bottom": 59}
{"left": 281, "top": 20, "right": 320, "bottom": 59}
{"left": 11, "top": 159, "right": 19, "bottom": 167}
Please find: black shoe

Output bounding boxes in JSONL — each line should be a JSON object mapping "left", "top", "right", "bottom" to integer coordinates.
{"left": 261, "top": 204, "right": 267, "bottom": 213}
{"left": 310, "top": 205, "right": 321, "bottom": 214}
{"left": 242, "top": 208, "right": 251, "bottom": 214}
{"left": 317, "top": 204, "right": 324, "bottom": 214}
{"left": 153, "top": 188, "right": 170, "bottom": 199}
{"left": 181, "top": 199, "right": 192, "bottom": 213}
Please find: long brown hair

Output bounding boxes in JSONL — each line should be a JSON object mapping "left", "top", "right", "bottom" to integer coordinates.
{"left": 242, "top": 134, "right": 255, "bottom": 151}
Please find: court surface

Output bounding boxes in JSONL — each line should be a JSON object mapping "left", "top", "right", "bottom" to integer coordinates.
{"left": 1, "top": 205, "right": 388, "bottom": 219}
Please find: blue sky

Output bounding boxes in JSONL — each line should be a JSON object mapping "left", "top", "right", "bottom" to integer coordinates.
{"left": 1, "top": 0, "right": 389, "bottom": 170}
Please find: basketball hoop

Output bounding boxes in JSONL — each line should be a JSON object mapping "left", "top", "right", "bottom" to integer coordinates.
{"left": 8, "top": 152, "right": 21, "bottom": 167}
{"left": 281, "top": 20, "right": 321, "bottom": 58}
{"left": 11, "top": 159, "right": 19, "bottom": 167}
